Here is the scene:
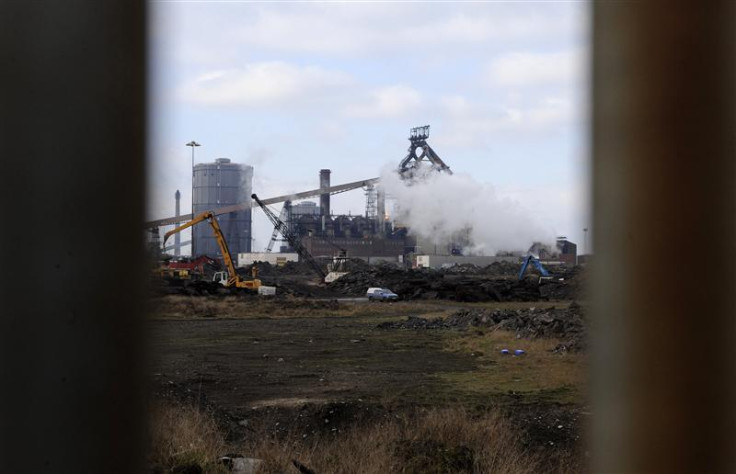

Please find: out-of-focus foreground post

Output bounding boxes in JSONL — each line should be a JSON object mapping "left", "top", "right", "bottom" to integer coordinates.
{"left": 0, "top": 2, "right": 147, "bottom": 472}
{"left": 592, "top": 2, "right": 735, "bottom": 472}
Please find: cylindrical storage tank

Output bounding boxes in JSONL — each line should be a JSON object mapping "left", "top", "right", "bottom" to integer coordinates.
{"left": 192, "top": 158, "right": 253, "bottom": 260}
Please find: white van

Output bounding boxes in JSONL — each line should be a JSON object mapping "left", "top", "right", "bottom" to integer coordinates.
{"left": 366, "top": 287, "right": 398, "bottom": 301}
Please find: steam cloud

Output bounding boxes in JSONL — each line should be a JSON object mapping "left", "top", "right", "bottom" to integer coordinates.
{"left": 380, "top": 165, "right": 556, "bottom": 255}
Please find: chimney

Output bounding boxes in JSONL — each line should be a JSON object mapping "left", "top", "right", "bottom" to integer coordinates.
{"left": 319, "top": 169, "right": 331, "bottom": 219}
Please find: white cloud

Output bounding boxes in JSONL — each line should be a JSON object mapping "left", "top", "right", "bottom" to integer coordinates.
{"left": 523, "top": 97, "right": 575, "bottom": 127}
{"left": 224, "top": 6, "right": 581, "bottom": 56}
{"left": 486, "top": 50, "right": 584, "bottom": 87}
{"left": 177, "top": 61, "right": 352, "bottom": 107}
{"left": 434, "top": 94, "right": 578, "bottom": 148}
{"left": 345, "top": 85, "right": 422, "bottom": 119}
{"left": 194, "top": 70, "right": 227, "bottom": 83}
{"left": 439, "top": 95, "right": 471, "bottom": 115}
{"left": 314, "top": 120, "right": 349, "bottom": 141}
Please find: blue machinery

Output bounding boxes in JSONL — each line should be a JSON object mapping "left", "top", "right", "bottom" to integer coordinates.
{"left": 518, "top": 255, "right": 551, "bottom": 281}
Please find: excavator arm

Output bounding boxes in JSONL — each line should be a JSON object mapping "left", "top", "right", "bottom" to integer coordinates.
{"left": 518, "top": 255, "right": 551, "bottom": 280}
{"left": 164, "top": 212, "right": 211, "bottom": 242}
{"left": 164, "top": 211, "right": 259, "bottom": 288}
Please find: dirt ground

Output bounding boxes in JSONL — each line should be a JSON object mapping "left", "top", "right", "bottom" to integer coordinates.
{"left": 148, "top": 296, "right": 587, "bottom": 470}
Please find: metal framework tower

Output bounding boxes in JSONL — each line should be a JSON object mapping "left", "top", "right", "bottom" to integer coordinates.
{"left": 398, "top": 125, "right": 452, "bottom": 179}
{"left": 364, "top": 183, "right": 377, "bottom": 221}
{"left": 376, "top": 185, "right": 386, "bottom": 236}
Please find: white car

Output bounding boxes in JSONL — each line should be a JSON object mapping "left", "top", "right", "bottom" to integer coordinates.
{"left": 366, "top": 287, "right": 399, "bottom": 301}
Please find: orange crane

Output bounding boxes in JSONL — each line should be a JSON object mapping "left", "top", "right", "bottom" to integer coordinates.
{"left": 163, "top": 211, "right": 261, "bottom": 290}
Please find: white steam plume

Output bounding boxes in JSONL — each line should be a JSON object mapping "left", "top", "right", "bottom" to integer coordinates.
{"left": 380, "top": 165, "right": 556, "bottom": 255}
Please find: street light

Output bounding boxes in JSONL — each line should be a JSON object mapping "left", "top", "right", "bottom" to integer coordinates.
{"left": 186, "top": 140, "right": 201, "bottom": 203}
{"left": 186, "top": 140, "right": 201, "bottom": 255}
{"left": 583, "top": 227, "right": 589, "bottom": 255}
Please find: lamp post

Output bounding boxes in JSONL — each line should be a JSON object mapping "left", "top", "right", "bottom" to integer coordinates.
{"left": 186, "top": 141, "right": 201, "bottom": 255}
{"left": 583, "top": 227, "right": 589, "bottom": 255}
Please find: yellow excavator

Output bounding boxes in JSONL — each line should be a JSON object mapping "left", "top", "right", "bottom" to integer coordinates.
{"left": 163, "top": 211, "right": 261, "bottom": 290}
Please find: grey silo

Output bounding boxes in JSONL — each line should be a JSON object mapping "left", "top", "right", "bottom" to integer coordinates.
{"left": 192, "top": 158, "right": 252, "bottom": 259}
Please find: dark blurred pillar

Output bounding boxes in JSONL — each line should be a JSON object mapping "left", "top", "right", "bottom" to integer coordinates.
{"left": 592, "top": 2, "right": 735, "bottom": 472}
{"left": 0, "top": 2, "right": 146, "bottom": 473}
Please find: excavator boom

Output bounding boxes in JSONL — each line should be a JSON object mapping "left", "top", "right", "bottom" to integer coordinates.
{"left": 518, "top": 255, "right": 551, "bottom": 280}
{"left": 164, "top": 211, "right": 260, "bottom": 289}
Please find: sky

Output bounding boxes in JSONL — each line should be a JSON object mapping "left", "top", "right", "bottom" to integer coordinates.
{"left": 147, "top": 1, "right": 591, "bottom": 255}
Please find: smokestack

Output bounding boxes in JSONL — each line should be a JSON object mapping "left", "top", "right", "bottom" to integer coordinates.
{"left": 174, "top": 189, "right": 181, "bottom": 256}
{"left": 319, "top": 169, "right": 331, "bottom": 219}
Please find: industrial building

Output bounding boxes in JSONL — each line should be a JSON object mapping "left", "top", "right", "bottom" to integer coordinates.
{"left": 150, "top": 126, "right": 578, "bottom": 269}
{"left": 276, "top": 169, "right": 406, "bottom": 261}
{"left": 528, "top": 238, "right": 578, "bottom": 266}
{"left": 415, "top": 255, "right": 519, "bottom": 269}
{"left": 192, "top": 158, "right": 253, "bottom": 259}
{"left": 237, "top": 252, "right": 298, "bottom": 268}
{"left": 291, "top": 201, "right": 320, "bottom": 218}
{"left": 553, "top": 238, "right": 578, "bottom": 265}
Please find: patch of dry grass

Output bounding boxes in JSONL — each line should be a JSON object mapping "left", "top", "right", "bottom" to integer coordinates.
{"left": 149, "top": 295, "right": 573, "bottom": 322}
{"left": 148, "top": 402, "right": 578, "bottom": 473}
{"left": 441, "top": 329, "right": 586, "bottom": 403}
{"left": 150, "top": 295, "right": 446, "bottom": 320}
{"left": 249, "top": 408, "right": 542, "bottom": 474}
{"left": 148, "top": 402, "right": 228, "bottom": 473}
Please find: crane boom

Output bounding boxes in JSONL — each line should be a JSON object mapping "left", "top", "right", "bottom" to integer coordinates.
{"left": 251, "top": 193, "right": 327, "bottom": 279}
{"left": 164, "top": 211, "right": 260, "bottom": 289}
{"left": 265, "top": 201, "right": 291, "bottom": 252}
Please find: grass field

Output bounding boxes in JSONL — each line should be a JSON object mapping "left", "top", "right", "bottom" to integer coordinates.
{"left": 148, "top": 296, "right": 587, "bottom": 473}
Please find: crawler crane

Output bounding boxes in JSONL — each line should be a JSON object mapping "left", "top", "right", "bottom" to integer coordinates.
{"left": 251, "top": 193, "right": 327, "bottom": 280}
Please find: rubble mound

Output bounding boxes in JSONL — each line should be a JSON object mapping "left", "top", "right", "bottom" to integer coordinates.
{"left": 330, "top": 263, "right": 584, "bottom": 302}
{"left": 451, "top": 303, "right": 584, "bottom": 344}
{"left": 150, "top": 279, "right": 232, "bottom": 296}
{"left": 378, "top": 302, "right": 586, "bottom": 351}
{"left": 376, "top": 315, "right": 448, "bottom": 330}
{"left": 539, "top": 266, "right": 586, "bottom": 300}
{"left": 478, "top": 261, "right": 524, "bottom": 276}
{"left": 328, "top": 267, "right": 559, "bottom": 302}
{"left": 241, "top": 261, "right": 319, "bottom": 278}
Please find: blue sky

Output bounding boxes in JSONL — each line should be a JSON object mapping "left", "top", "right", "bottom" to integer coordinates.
{"left": 148, "top": 1, "right": 591, "bottom": 254}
